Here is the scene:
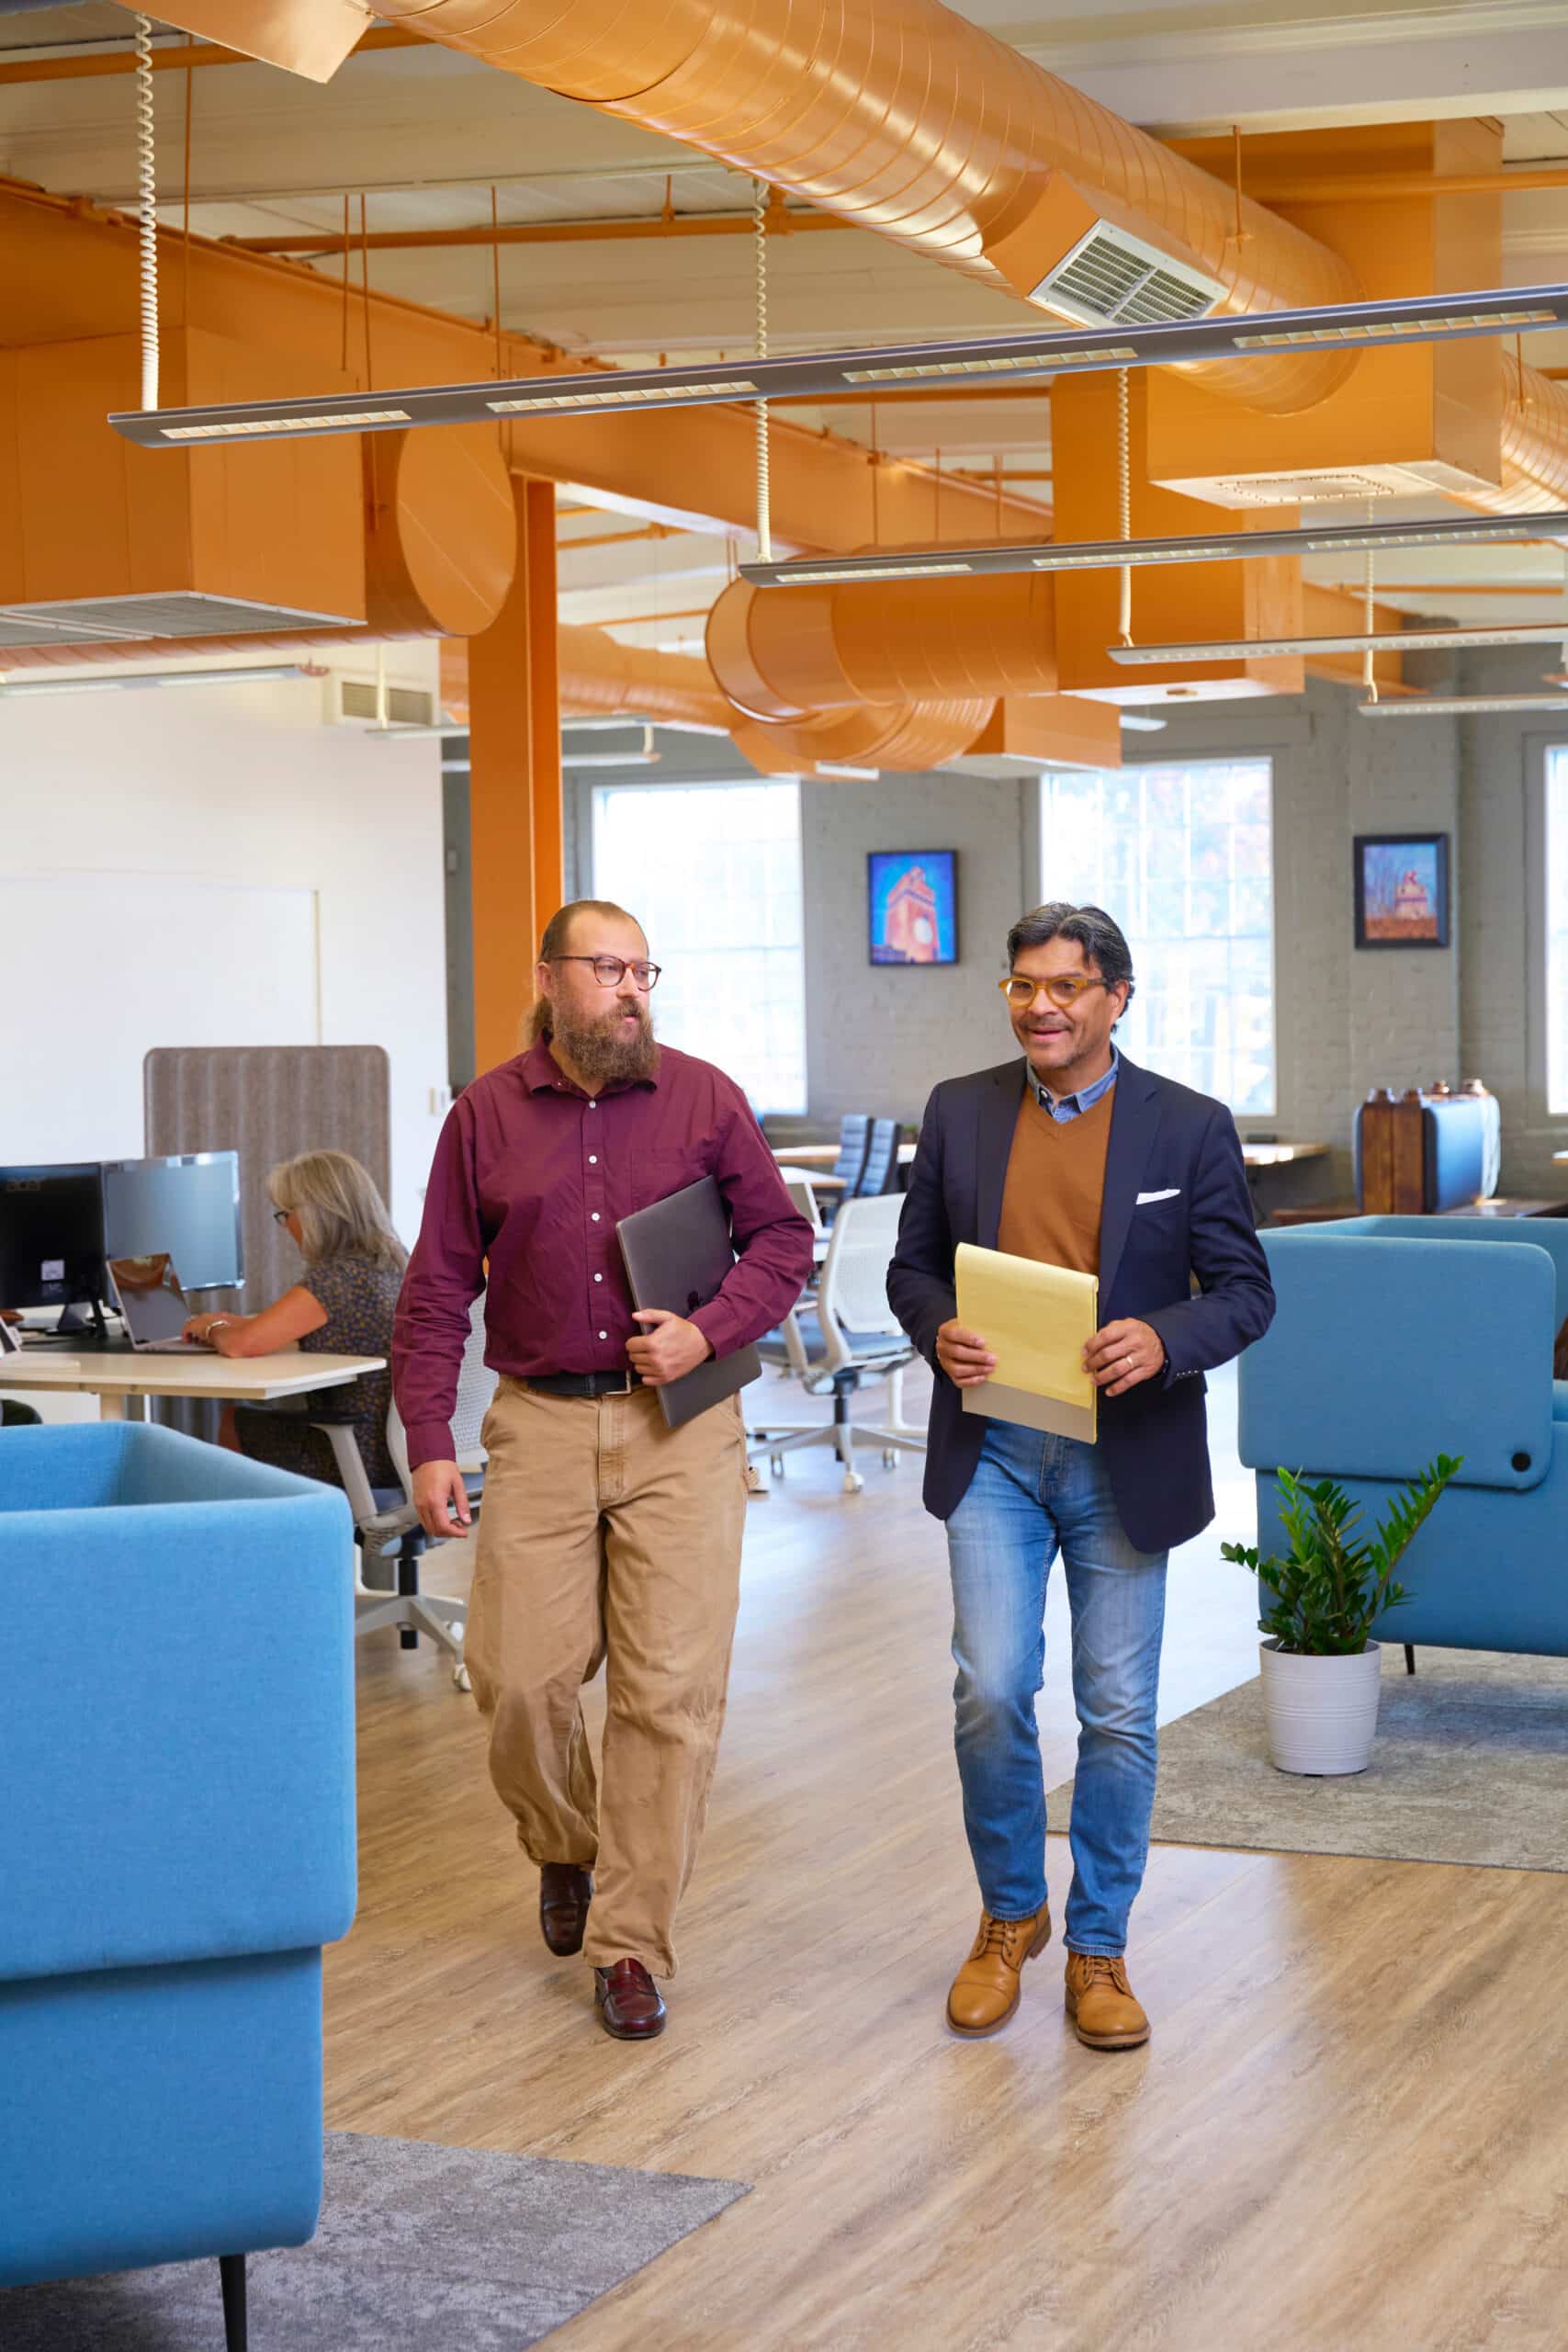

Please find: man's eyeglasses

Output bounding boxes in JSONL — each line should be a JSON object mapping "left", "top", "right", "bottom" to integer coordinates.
{"left": 998, "top": 973, "right": 1111, "bottom": 1010}
{"left": 549, "top": 955, "right": 662, "bottom": 991}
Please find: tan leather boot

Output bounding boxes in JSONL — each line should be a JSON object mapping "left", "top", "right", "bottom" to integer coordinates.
{"left": 1064, "top": 1952, "right": 1150, "bottom": 2050}
{"left": 945, "top": 1903, "right": 1052, "bottom": 2037}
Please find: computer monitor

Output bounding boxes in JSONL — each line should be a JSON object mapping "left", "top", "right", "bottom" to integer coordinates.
{"left": 101, "top": 1153, "right": 243, "bottom": 1294}
{"left": 0, "top": 1163, "right": 108, "bottom": 1329}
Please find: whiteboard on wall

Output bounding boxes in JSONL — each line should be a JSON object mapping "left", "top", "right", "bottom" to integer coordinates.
{"left": 0, "top": 874, "right": 320, "bottom": 1165}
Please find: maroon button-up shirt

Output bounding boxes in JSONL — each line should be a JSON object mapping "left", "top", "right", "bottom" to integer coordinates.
{"left": 393, "top": 1039, "right": 815, "bottom": 1469}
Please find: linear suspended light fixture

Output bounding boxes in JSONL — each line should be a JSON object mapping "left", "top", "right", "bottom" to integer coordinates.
{"left": 740, "top": 509, "right": 1568, "bottom": 590}
{"left": 0, "top": 662, "right": 320, "bottom": 698}
{"left": 108, "top": 284, "right": 1568, "bottom": 449}
{"left": 1108, "top": 621, "right": 1568, "bottom": 663}
{"left": 1357, "top": 692, "right": 1568, "bottom": 717}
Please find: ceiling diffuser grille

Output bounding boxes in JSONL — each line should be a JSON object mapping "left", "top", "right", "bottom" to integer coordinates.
{"left": 1033, "top": 226, "right": 1223, "bottom": 330}
{"left": 0, "top": 592, "right": 358, "bottom": 649}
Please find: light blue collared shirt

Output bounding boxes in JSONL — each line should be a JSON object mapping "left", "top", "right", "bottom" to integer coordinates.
{"left": 1032, "top": 1044, "right": 1120, "bottom": 1125}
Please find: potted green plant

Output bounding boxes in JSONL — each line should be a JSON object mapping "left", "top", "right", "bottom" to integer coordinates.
{"left": 1221, "top": 1453, "right": 1461, "bottom": 1776}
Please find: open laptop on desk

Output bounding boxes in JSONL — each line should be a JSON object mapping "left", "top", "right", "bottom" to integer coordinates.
{"left": 107, "top": 1255, "right": 214, "bottom": 1353}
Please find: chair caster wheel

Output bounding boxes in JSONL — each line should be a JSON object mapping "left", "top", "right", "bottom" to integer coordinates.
{"left": 842, "top": 1471, "right": 864, "bottom": 1496}
{"left": 882, "top": 1449, "right": 898, "bottom": 1470}
{"left": 771, "top": 1454, "right": 784, "bottom": 1477}
{"left": 454, "top": 1664, "right": 472, "bottom": 1693}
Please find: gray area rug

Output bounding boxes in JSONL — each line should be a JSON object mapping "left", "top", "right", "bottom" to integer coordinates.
{"left": 1047, "top": 1646, "right": 1568, "bottom": 1873}
{"left": 0, "top": 2131, "right": 749, "bottom": 2350}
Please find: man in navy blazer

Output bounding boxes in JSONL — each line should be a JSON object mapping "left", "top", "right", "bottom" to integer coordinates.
{"left": 887, "top": 902, "right": 1274, "bottom": 2052}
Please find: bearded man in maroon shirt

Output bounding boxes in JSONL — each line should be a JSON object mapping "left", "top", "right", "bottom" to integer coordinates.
{"left": 393, "top": 899, "right": 813, "bottom": 2041}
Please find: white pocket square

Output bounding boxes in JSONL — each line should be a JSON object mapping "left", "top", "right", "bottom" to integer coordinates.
{"left": 1135, "top": 1188, "right": 1181, "bottom": 1206}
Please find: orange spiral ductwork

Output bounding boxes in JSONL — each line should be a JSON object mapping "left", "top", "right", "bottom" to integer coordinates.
{"left": 557, "top": 623, "right": 736, "bottom": 732}
{"left": 373, "top": 0, "right": 1360, "bottom": 413}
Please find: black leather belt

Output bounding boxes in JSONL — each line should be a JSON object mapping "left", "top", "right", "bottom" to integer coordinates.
{"left": 526, "top": 1368, "right": 645, "bottom": 1398}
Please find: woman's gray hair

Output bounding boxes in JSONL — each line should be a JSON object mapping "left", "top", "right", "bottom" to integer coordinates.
{"left": 1007, "top": 902, "right": 1136, "bottom": 1007}
{"left": 268, "top": 1149, "right": 408, "bottom": 1273}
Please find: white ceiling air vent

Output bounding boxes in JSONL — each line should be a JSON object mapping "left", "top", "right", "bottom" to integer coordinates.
{"left": 0, "top": 592, "right": 360, "bottom": 650}
{"left": 1158, "top": 459, "right": 1493, "bottom": 512}
{"left": 329, "top": 675, "right": 439, "bottom": 730}
{"left": 1030, "top": 225, "right": 1224, "bottom": 328}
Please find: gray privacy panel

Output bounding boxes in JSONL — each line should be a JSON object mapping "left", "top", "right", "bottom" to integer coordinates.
{"left": 144, "top": 1046, "right": 390, "bottom": 1310}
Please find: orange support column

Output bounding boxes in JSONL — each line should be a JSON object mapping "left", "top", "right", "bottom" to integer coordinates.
{"left": 468, "top": 477, "right": 563, "bottom": 1077}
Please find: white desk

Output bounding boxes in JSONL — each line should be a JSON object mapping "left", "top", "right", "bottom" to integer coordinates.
{"left": 773, "top": 1143, "right": 918, "bottom": 1170}
{"left": 0, "top": 1349, "right": 384, "bottom": 1423}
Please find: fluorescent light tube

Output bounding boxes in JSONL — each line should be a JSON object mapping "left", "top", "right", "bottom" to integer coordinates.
{"left": 109, "top": 283, "right": 1568, "bottom": 449}
{"left": 1357, "top": 693, "right": 1568, "bottom": 716}
{"left": 742, "top": 509, "right": 1568, "bottom": 590}
{"left": 1109, "top": 623, "right": 1568, "bottom": 663}
{"left": 0, "top": 663, "right": 315, "bottom": 697}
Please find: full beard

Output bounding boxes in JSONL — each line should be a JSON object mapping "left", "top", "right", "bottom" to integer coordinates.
{"left": 551, "top": 998, "right": 660, "bottom": 1086}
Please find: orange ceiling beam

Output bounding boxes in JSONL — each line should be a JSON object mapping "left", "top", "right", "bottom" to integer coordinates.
{"left": 231, "top": 210, "right": 847, "bottom": 255}
{"left": 0, "top": 25, "right": 424, "bottom": 86}
{"left": 0, "top": 178, "right": 1050, "bottom": 554}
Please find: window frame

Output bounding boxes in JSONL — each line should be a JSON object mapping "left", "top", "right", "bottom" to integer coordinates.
{"left": 1035, "top": 752, "right": 1280, "bottom": 1121}
{"left": 585, "top": 770, "right": 809, "bottom": 1116}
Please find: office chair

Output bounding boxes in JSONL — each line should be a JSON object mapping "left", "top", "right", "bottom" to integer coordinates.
{"left": 310, "top": 1294, "right": 496, "bottom": 1691}
{"left": 830, "top": 1114, "right": 873, "bottom": 1193}
{"left": 778, "top": 1170, "right": 830, "bottom": 1266}
{"left": 856, "top": 1117, "right": 907, "bottom": 1197}
{"left": 748, "top": 1193, "right": 925, "bottom": 1495}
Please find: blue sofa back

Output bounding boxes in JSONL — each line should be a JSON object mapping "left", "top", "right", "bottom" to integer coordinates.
{"left": 0, "top": 1423, "right": 356, "bottom": 1984}
{"left": 1240, "top": 1229, "right": 1555, "bottom": 1492}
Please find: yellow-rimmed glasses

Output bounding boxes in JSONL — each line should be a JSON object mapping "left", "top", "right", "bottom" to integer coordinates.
{"left": 998, "top": 973, "right": 1110, "bottom": 1010}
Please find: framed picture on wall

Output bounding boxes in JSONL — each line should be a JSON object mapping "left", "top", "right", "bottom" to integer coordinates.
{"left": 867, "top": 850, "right": 959, "bottom": 966}
{"left": 1353, "top": 832, "right": 1450, "bottom": 949}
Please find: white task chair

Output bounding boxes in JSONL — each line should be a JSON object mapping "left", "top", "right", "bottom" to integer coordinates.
{"left": 777, "top": 1169, "right": 831, "bottom": 1266}
{"left": 748, "top": 1192, "right": 926, "bottom": 1496}
{"left": 310, "top": 1295, "right": 496, "bottom": 1691}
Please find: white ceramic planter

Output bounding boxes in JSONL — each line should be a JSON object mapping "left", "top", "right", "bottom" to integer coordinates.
{"left": 1259, "top": 1639, "right": 1383, "bottom": 1776}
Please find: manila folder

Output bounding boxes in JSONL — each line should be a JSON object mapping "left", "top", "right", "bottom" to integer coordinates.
{"left": 954, "top": 1241, "right": 1098, "bottom": 1444}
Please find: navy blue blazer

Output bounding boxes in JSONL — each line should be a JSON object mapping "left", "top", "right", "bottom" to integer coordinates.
{"left": 886, "top": 1051, "right": 1276, "bottom": 1554}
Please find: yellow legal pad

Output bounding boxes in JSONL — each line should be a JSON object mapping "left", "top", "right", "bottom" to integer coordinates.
{"left": 954, "top": 1241, "right": 1099, "bottom": 1444}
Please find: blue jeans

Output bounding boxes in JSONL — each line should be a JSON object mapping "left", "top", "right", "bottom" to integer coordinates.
{"left": 946, "top": 1419, "right": 1169, "bottom": 1954}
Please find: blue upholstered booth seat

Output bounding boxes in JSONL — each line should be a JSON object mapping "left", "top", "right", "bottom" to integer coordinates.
{"left": 1239, "top": 1219, "right": 1568, "bottom": 1659}
{"left": 0, "top": 1423, "right": 356, "bottom": 2294}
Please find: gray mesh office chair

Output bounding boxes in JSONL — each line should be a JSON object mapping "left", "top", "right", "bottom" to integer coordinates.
{"left": 747, "top": 1193, "right": 925, "bottom": 1495}
{"left": 311, "top": 1293, "right": 496, "bottom": 1692}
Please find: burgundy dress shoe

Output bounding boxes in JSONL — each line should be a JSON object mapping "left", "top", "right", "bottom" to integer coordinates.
{"left": 594, "top": 1958, "right": 667, "bottom": 2040}
{"left": 539, "top": 1862, "right": 593, "bottom": 1957}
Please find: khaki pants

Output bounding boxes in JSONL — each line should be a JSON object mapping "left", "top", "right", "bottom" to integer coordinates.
{"left": 465, "top": 1377, "right": 750, "bottom": 1976}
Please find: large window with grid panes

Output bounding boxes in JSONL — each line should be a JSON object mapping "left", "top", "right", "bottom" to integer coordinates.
{"left": 1038, "top": 758, "right": 1276, "bottom": 1117}
{"left": 591, "top": 778, "right": 807, "bottom": 1114}
{"left": 1546, "top": 745, "right": 1568, "bottom": 1114}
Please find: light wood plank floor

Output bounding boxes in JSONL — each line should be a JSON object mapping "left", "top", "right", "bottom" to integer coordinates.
{"left": 331, "top": 1368, "right": 1568, "bottom": 2352}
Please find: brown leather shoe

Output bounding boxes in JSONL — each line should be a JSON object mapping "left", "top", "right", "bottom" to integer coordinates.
{"left": 594, "top": 1958, "right": 668, "bottom": 2041}
{"left": 539, "top": 1862, "right": 593, "bottom": 1957}
{"left": 1064, "top": 1951, "right": 1150, "bottom": 2050}
{"left": 945, "top": 1903, "right": 1052, "bottom": 2037}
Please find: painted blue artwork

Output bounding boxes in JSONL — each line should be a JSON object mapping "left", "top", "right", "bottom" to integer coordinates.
{"left": 1356, "top": 835, "right": 1448, "bottom": 947}
{"left": 868, "top": 851, "right": 959, "bottom": 965}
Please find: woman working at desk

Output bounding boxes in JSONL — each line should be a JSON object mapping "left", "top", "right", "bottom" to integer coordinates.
{"left": 182, "top": 1148, "right": 404, "bottom": 1492}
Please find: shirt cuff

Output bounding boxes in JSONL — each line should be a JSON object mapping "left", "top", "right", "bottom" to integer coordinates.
{"left": 403, "top": 1419, "right": 457, "bottom": 1472}
{"left": 687, "top": 1301, "right": 735, "bottom": 1363}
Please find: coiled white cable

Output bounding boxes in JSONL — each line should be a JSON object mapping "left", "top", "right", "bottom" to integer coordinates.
{"left": 1362, "top": 498, "right": 1379, "bottom": 705}
{"left": 753, "top": 178, "right": 772, "bottom": 564}
{"left": 134, "top": 14, "right": 159, "bottom": 410}
{"left": 1116, "top": 367, "right": 1133, "bottom": 646}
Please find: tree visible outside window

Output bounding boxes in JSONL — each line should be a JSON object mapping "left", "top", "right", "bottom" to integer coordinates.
{"left": 592, "top": 779, "right": 807, "bottom": 1114}
{"left": 1040, "top": 759, "right": 1276, "bottom": 1116}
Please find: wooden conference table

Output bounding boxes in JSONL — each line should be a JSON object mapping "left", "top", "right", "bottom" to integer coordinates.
{"left": 0, "top": 1343, "right": 385, "bottom": 1423}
